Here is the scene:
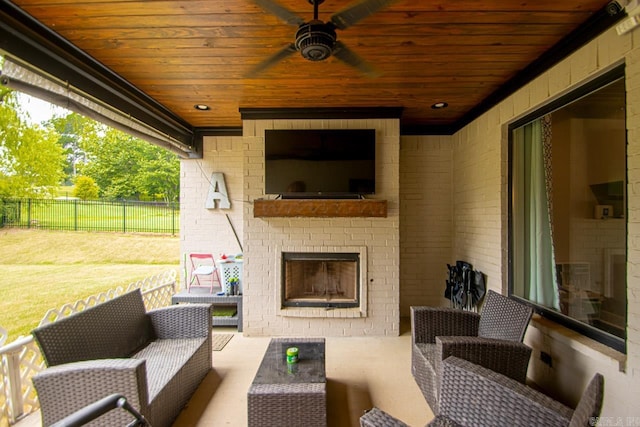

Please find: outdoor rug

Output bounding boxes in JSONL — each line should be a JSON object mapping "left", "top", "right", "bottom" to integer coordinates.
{"left": 212, "top": 333, "right": 233, "bottom": 351}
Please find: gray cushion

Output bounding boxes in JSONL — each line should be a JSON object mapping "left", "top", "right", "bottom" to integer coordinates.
{"left": 133, "top": 338, "right": 207, "bottom": 401}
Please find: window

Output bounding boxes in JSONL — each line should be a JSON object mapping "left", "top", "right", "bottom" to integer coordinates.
{"left": 508, "top": 66, "right": 627, "bottom": 353}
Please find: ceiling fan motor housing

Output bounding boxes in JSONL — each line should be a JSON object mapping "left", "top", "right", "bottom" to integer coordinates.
{"left": 295, "top": 20, "right": 337, "bottom": 61}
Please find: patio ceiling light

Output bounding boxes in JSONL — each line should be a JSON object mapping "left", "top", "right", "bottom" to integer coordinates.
{"left": 431, "top": 102, "right": 448, "bottom": 109}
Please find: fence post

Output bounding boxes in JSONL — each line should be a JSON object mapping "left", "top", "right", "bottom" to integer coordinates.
{"left": 74, "top": 199, "right": 78, "bottom": 231}
{"left": 123, "top": 200, "right": 126, "bottom": 233}
{"left": 5, "top": 349, "right": 25, "bottom": 423}
{"left": 172, "top": 202, "right": 176, "bottom": 236}
{"left": 27, "top": 199, "right": 31, "bottom": 229}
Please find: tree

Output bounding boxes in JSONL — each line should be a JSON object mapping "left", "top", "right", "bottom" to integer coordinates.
{"left": 79, "top": 126, "right": 180, "bottom": 202}
{"left": 48, "top": 113, "right": 96, "bottom": 184}
{"left": 136, "top": 143, "right": 180, "bottom": 202}
{"left": 0, "top": 88, "right": 65, "bottom": 198}
{"left": 73, "top": 175, "right": 99, "bottom": 200}
{"left": 1, "top": 89, "right": 179, "bottom": 202}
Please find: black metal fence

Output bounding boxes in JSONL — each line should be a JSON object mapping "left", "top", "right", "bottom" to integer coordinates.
{"left": 0, "top": 198, "right": 180, "bottom": 235}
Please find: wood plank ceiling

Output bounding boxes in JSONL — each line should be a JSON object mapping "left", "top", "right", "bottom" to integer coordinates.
{"left": 2, "top": 0, "right": 617, "bottom": 132}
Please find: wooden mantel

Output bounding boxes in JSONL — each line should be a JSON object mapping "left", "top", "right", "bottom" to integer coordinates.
{"left": 253, "top": 199, "right": 387, "bottom": 218}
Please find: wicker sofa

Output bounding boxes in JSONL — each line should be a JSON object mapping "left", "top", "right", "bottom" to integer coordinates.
{"left": 32, "top": 289, "right": 212, "bottom": 427}
{"left": 360, "top": 356, "right": 604, "bottom": 427}
{"left": 411, "top": 290, "right": 533, "bottom": 411}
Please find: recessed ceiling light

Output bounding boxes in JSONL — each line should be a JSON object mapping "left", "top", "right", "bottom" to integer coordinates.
{"left": 194, "top": 104, "right": 210, "bottom": 111}
{"left": 431, "top": 102, "right": 448, "bottom": 109}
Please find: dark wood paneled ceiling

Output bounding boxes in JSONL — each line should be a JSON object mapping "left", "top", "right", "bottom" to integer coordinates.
{"left": 1, "top": 0, "right": 618, "bottom": 133}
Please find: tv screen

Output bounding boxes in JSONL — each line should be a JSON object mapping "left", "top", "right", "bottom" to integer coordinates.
{"left": 265, "top": 129, "right": 376, "bottom": 198}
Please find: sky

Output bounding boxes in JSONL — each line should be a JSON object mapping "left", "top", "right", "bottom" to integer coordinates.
{"left": 15, "top": 92, "right": 70, "bottom": 125}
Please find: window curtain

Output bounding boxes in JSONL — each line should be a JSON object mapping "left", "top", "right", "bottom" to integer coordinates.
{"left": 513, "top": 116, "right": 560, "bottom": 310}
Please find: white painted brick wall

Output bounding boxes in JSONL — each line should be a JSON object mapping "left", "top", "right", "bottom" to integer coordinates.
{"left": 180, "top": 136, "right": 245, "bottom": 284}
{"left": 451, "top": 119, "right": 504, "bottom": 291}
{"left": 399, "top": 135, "right": 453, "bottom": 313}
{"left": 243, "top": 119, "right": 400, "bottom": 337}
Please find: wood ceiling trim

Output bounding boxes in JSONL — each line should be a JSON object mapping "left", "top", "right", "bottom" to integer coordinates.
{"left": 239, "top": 107, "right": 404, "bottom": 121}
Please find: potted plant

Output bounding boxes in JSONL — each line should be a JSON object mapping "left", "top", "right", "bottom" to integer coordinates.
{"left": 227, "top": 277, "right": 239, "bottom": 295}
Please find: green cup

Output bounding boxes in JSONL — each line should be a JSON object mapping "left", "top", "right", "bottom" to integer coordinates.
{"left": 286, "top": 347, "right": 299, "bottom": 364}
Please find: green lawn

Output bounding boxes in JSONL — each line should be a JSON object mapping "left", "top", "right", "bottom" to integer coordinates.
{"left": 54, "top": 185, "right": 75, "bottom": 198}
{"left": 0, "top": 228, "right": 180, "bottom": 341}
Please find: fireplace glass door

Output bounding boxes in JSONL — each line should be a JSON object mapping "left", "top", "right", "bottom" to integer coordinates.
{"left": 282, "top": 252, "right": 359, "bottom": 308}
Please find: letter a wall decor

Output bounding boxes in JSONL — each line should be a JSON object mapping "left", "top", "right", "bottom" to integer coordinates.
{"left": 205, "top": 172, "right": 230, "bottom": 209}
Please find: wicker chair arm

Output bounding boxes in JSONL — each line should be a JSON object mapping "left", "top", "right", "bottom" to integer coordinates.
{"left": 436, "top": 356, "right": 573, "bottom": 426}
{"left": 360, "top": 407, "right": 410, "bottom": 427}
{"left": 33, "top": 358, "right": 150, "bottom": 426}
{"left": 148, "top": 303, "right": 212, "bottom": 339}
{"left": 411, "top": 307, "right": 480, "bottom": 344}
{"left": 435, "top": 336, "right": 532, "bottom": 384}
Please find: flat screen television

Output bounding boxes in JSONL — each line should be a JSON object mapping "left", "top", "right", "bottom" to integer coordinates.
{"left": 265, "top": 129, "right": 376, "bottom": 198}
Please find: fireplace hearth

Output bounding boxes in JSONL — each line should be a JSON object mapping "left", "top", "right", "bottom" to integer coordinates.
{"left": 282, "top": 252, "right": 360, "bottom": 308}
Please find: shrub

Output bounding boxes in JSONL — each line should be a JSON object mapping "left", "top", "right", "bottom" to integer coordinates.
{"left": 73, "top": 176, "right": 100, "bottom": 200}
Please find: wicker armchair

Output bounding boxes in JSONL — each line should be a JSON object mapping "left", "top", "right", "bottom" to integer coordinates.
{"left": 430, "top": 357, "right": 604, "bottom": 426}
{"left": 361, "top": 356, "right": 604, "bottom": 427}
{"left": 411, "top": 290, "right": 533, "bottom": 411}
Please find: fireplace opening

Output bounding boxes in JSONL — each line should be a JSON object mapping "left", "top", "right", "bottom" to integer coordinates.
{"left": 282, "top": 252, "right": 360, "bottom": 308}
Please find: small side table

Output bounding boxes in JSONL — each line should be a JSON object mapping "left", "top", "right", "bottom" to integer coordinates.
{"left": 171, "top": 288, "right": 243, "bottom": 332}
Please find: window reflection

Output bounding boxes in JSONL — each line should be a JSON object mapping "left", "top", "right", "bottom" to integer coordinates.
{"left": 510, "top": 76, "right": 626, "bottom": 349}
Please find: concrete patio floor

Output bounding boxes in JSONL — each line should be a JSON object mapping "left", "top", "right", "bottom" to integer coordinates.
{"left": 18, "top": 319, "right": 432, "bottom": 426}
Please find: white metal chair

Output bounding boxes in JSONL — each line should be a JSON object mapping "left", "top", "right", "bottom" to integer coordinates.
{"left": 188, "top": 253, "right": 221, "bottom": 293}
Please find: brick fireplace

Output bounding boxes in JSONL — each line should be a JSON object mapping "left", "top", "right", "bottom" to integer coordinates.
{"left": 242, "top": 117, "right": 401, "bottom": 337}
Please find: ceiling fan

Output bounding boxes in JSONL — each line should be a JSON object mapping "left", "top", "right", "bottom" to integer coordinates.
{"left": 247, "top": 0, "right": 395, "bottom": 77}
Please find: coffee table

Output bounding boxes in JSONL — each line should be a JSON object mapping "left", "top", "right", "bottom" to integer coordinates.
{"left": 248, "top": 337, "right": 326, "bottom": 427}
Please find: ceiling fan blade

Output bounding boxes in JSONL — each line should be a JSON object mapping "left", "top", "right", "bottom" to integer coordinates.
{"left": 245, "top": 43, "right": 298, "bottom": 77}
{"left": 253, "top": 0, "right": 305, "bottom": 26}
{"left": 330, "top": 0, "right": 396, "bottom": 30}
{"left": 332, "top": 41, "right": 379, "bottom": 77}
